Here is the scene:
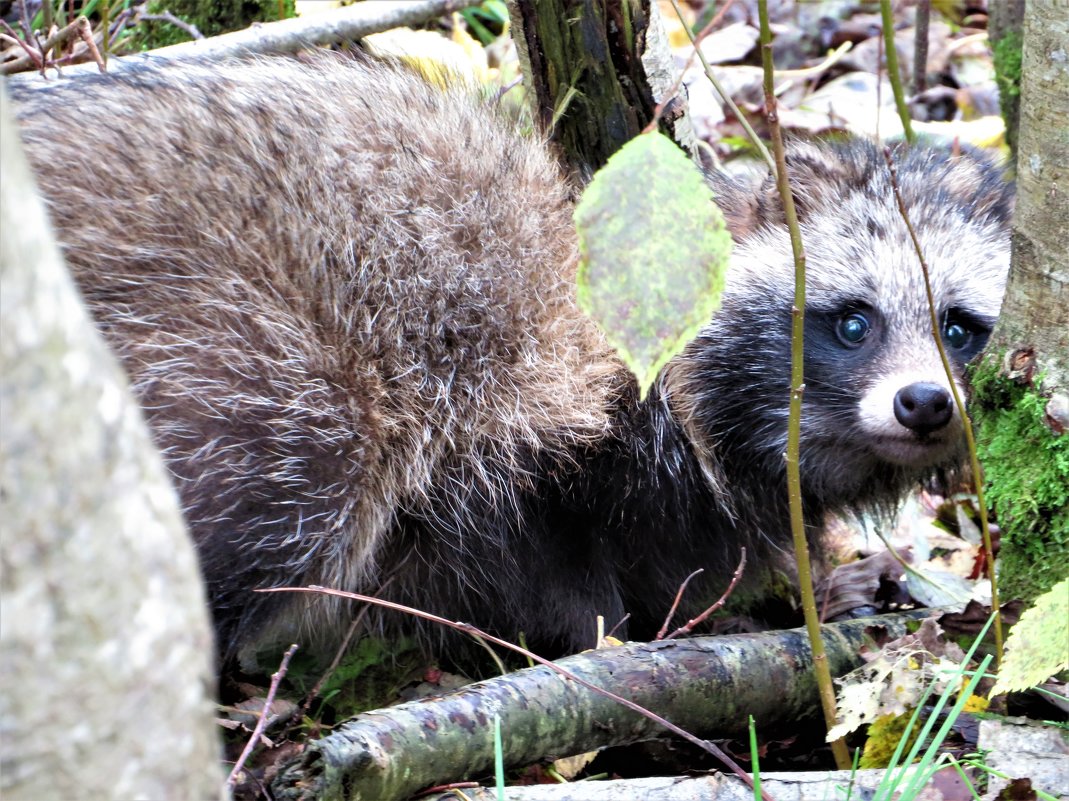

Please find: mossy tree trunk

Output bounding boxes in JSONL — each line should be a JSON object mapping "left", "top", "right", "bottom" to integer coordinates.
{"left": 507, "top": 0, "right": 693, "bottom": 177}
{"left": 972, "top": 4, "right": 1069, "bottom": 604}
{"left": 988, "top": 0, "right": 1025, "bottom": 157}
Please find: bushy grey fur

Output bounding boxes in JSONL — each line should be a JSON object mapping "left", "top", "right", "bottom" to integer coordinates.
{"left": 10, "top": 54, "right": 1013, "bottom": 662}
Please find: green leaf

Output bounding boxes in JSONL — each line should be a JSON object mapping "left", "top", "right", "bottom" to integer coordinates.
{"left": 574, "top": 132, "right": 731, "bottom": 399}
{"left": 991, "top": 576, "right": 1069, "bottom": 696}
{"left": 481, "top": 0, "right": 510, "bottom": 24}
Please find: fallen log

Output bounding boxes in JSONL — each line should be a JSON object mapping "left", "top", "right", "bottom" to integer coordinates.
{"left": 272, "top": 611, "right": 932, "bottom": 801}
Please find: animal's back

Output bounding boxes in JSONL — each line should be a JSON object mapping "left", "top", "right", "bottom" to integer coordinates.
{"left": 12, "top": 54, "right": 1014, "bottom": 664}
{"left": 12, "top": 55, "right": 624, "bottom": 655}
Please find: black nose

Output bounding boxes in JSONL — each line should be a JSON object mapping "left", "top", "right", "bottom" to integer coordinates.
{"left": 894, "top": 382, "right": 953, "bottom": 435}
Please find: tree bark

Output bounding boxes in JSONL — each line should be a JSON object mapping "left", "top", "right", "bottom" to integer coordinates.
{"left": 1003, "top": 4, "right": 1069, "bottom": 364}
{"left": 508, "top": 0, "right": 694, "bottom": 176}
{"left": 272, "top": 613, "right": 930, "bottom": 801}
{"left": 973, "top": 3, "right": 1069, "bottom": 603}
{"left": 0, "top": 86, "right": 222, "bottom": 800}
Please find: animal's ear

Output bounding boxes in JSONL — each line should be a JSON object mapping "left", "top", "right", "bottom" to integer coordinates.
{"left": 706, "top": 140, "right": 870, "bottom": 240}
{"left": 937, "top": 147, "right": 1015, "bottom": 226}
{"left": 705, "top": 170, "right": 765, "bottom": 239}
{"left": 705, "top": 166, "right": 779, "bottom": 241}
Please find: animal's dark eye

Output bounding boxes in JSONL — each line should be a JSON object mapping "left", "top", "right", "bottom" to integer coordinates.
{"left": 943, "top": 321, "right": 970, "bottom": 349}
{"left": 837, "top": 312, "right": 870, "bottom": 346}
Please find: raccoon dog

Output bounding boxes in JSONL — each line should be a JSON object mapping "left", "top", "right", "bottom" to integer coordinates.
{"left": 10, "top": 55, "right": 1012, "bottom": 663}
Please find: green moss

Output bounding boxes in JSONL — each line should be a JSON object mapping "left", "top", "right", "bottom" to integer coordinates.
{"left": 992, "top": 30, "right": 1023, "bottom": 154}
{"left": 714, "top": 564, "right": 802, "bottom": 628}
{"left": 860, "top": 713, "right": 917, "bottom": 769}
{"left": 265, "top": 636, "right": 424, "bottom": 720}
{"left": 992, "top": 32, "right": 1023, "bottom": 101}
{"left": 971, "top": 360, "right": 1069, "bottom": 603}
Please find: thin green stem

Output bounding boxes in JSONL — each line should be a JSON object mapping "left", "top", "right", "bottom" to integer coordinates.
{"left": 879, "top": 0, "right": 916, "bottom": 142}
{"left": 100, "top": 0, "right": 109, "bottom": 63}
{"left": 756, "top": 0, "right": 850, "bottom": 772}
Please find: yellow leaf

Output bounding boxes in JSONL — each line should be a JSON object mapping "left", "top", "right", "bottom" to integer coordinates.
{"left": 962, "top": 693, "right": 988, "bottom": 713}
{"left": 363, "top": 29, "right": 488, "bottom": 87}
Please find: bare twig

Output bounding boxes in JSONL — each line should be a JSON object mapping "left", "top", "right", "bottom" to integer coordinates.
{"left": 913, "top": 0, "right": 930, "bottom": 95}
{"left": 105, "top": 8, "right": 139, "bottom": 51}
{"left": 294, "top": 575, "right": 399, "bottom": 722}
{"left": 262, "top": 586, "right": 769, "bottom": 798}
{"left": 665, "top": 0, "right": 775, "bottom": 171}
{"left": 7, "top": 0, "right": 482, "bottom": 80}
{"left": 876, "top": 16, "right": 885, "bottom": 136}
{"left": 664, "top": 549, "right": 746, "bottom": 640}
{"left": 879, "top": 0, "right": 916, "bottom": 142}
{"left": 604, "top": 612, "right": 630, "bottom": 640}
{"left": 775, "top": 40, "right": 852, "bottom": 78}
{"left": 139, "top": 10, "right": 204, "bottom": 40}
{"left": 643, "top": 33, "right": 853, "bottom": 134}
{"left": 296, "top": 604, "right": 371, "bottom": 721}
{"left": 99, "top": 0, "right": 110, "bottom": 63}
{"left": 17, "top": 0, "right": 33, "bottom": 40}
{"left": 756, "top": 0, "right": 851, "bottom": 771}
{"left": 419, "top": 781, "right": 482, "bottom": 796}
{"left": 0, "top": 19, "right": 43, "bottom": 70}
{"left": 226, "top": 642, "right": 299, "bottom": 790}
{"left": 39, "top": 0, "right": 53, "bottom": 38}
{"left": 656, "top": 568, "right": 703, "bottom": 639}
{"left": 1, "top": 14, "right": 93, "bottom": 75}
{"left": 75, "top": 16, "right": 105, "bottom": 73}
{"left": 880, "top": 146, "right": 1003, "bottom": 663}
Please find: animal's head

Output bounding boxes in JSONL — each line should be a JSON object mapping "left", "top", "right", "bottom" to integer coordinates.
{"left": 667, "top": 139, "right": 1013, "bottom": 506}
